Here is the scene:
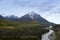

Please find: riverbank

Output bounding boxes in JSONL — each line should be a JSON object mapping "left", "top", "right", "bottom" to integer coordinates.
{"left": 53, "top": 24, "right": 60, "bottom": 40}
{"left": 55, "top": 30, "right": 60, "bottom": 40}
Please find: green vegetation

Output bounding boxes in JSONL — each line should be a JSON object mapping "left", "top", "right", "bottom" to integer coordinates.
{"left": 55, "top": 30, "right": 60, "bottom": 40}
{"left": 53, "top": 24, "right": 60, "bottom": 40}
{"left": 0, "top": 27, "right": 49, "bottom": 40}
{"left": 0, "top": 20, "right": 49, "bottom": 40}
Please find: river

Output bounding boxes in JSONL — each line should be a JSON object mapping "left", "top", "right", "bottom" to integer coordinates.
{"left": 41, "top": 26, "right": 56, "bottom": 40}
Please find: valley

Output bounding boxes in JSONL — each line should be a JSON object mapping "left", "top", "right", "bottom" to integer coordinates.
{"left": 0, "top": 11, "right": 55, "bottom": 40}
{"left": 0, "top": 0, "right": 59, "bottom": 40}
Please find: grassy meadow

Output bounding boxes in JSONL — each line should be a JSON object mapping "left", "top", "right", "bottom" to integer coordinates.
{"left": 0, "top": 19, "right": 49, "bottom": 40}
{"left": 53, "top": 24, "right": 60, "bottom": 40}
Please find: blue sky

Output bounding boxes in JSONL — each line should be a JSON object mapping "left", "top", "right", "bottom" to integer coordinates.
{"left": 0, "top": 0, "right": 60, "bottom": 24}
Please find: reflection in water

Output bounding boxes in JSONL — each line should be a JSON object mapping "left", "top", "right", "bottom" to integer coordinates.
{"left": 42, "top": 26, "right": 55, "bottom": 40}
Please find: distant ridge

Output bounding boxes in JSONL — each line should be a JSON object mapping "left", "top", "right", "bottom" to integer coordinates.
{"left": 0, "top": 15, "right": 5, "bottom": 19}
{"left": 0, "top": 11, "right": 55, "bottom": 26}
{"left": 5, "top": 15, "right": 19, "bottom": 21}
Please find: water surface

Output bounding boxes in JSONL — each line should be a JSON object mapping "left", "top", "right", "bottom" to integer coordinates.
{"left": 42, "top": 29, "right": 55, "bottom": 40}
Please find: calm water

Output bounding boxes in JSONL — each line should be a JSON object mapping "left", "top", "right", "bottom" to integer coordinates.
{"left": 41, "top": 29, "right": 55, "bottom": 40}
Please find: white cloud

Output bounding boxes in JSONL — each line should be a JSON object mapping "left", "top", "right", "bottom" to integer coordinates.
{"left": 0, "top": 0, "right": 60, "bottom": 23}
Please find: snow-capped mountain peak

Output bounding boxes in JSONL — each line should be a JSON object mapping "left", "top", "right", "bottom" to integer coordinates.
{"left": 28, "top": 11, "right": 38, "bottom": 19}
{"left": 19, "top": 11, "right": 49, "bottom": 23}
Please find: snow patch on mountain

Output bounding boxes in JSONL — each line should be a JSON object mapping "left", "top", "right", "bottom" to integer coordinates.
{"left": 28, "top": 11, "right": 37, "bottom": 19}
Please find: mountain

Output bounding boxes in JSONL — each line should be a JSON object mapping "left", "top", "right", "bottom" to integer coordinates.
{"left": 18, "top": 11, "right": 48, "bottom": 22}
{"left": 0, "top": 15, "right": 5, "bottom": 19}
{"left": 18, "top": 11, "right": 54, "bottom": 26}
{"left": 0, "top": 12, "right": 54, "bottom": 26}
{"left": 5, "top": 15, "right": 19, "bottom": 21}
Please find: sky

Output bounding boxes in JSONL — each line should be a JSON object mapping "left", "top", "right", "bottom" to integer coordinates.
{"left": 0, "top": 0, "right": 60, "bottom": 24}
